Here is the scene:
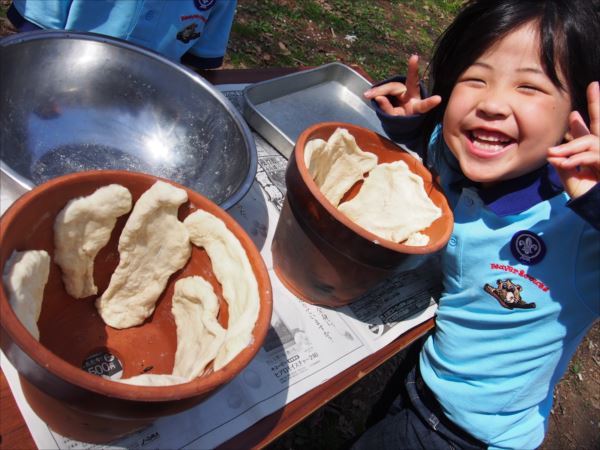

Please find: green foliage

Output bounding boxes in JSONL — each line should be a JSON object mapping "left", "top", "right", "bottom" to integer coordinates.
{"left": 228, "top": 0, "right": 460, "bottom": 80}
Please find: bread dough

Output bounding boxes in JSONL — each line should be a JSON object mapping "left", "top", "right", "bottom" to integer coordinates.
{"left": 96, "top": 181, "right": 191, "bottom": 329}
{"left": 171, "top": 276, "right": 226, "bottom": 377}
{"left": 306, "top": 128, "right": 378, "bottom": 207}
{"left": 118, "top": 374, "right": 188, "bottom": 386}
{"left": 184, "top": 210, "right": 260, "bottom": 370}
{"left": 54, "top": 184, "right": 132, "bottom": 298}
{"left": 338, "top": 161, "right": 441, "bottom": 244}
{"left": 2, "top": 250, "right": 50, "bottom": 340}
{"left": 304, "top": 138, "right": 326, "bottom": 169}
{"left": 119, "top": 276, "right": 226, "bottom": 386}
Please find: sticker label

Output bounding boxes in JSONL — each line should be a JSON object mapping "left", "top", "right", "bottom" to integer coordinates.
{"left": 82, "top": 351, "right": 123, "bottom": 380}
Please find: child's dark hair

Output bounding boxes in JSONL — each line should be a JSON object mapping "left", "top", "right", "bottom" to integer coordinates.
{"left": 422, "top": 0, "right": 600, "bottom": 150}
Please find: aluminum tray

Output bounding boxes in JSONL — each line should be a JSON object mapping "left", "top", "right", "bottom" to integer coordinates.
{"left": 243, "top": 62, "right": 385, "bottom": 158}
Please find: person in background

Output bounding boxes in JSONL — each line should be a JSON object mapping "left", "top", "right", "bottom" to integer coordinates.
{"left": 7, "top": 0, "right": 237, "bottom": 69}
{"left": 353, "top": 0, "right": 599, "bottom": 449}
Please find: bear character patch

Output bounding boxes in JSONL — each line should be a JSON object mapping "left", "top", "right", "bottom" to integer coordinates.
{"left": 177, "top": 23, "right": 201, "bottom": 43}
{"left": 484, "top": 279, "right": 536, "bottom": 310}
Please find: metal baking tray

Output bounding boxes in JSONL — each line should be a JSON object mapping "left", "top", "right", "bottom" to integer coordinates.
{"left": 243, "top": 62, "right": 385, "bottom": 158}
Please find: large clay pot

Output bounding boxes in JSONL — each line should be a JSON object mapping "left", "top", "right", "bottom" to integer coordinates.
{"left": 0, "top": 170, "right": 273, "bottom": 443}
{"left": 272, "top": 122, "right": 453, "bottom": 307}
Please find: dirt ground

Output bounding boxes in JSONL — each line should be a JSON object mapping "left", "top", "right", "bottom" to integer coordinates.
{"left": 1, "top": 1, "right": 598, "bottom": 449}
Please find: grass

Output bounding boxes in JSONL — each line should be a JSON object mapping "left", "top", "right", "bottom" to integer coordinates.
{"left": 227, "top": 0, "right": 462, "bottom": 80}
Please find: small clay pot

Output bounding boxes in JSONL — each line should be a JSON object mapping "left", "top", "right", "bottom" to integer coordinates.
{"left": 272, "top": 122, "right": 453, "bottom": 307}
{"left": 0, "top": 170, "right": 272, "bottom": 443}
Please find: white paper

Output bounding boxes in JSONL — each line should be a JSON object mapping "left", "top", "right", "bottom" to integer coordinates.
{"left": 0, "top": 84, "right": 440, "bottom": 449}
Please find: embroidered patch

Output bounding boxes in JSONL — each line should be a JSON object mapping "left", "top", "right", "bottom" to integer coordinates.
{"left": 194, "top": 0, "right": 216, "bottom": 11}
{"left": 177, "top": 23, "right": 202, "bottom": 43}
{"left": 484, "top": 279, "right": 536, "bottom": 310}
{"left": 510, "top": 230, "right": 546, "bottom": 265}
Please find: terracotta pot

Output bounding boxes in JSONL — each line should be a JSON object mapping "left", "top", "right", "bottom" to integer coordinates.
{"left": 272, "top": 122, "right": 453, "bottom": 307}
{"left": 0, "top": 170, "right": 273, "bottom": 443}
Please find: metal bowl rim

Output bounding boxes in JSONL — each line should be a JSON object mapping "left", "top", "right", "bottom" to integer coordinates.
{"left": 0, "top": 30, "right": 257, "bottom": 210}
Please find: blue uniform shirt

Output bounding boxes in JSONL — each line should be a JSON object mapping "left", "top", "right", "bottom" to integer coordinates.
{"left": 375, "top": 90, "right": 600, "bottom": 449}
{"left": 10, "top": 0, "right": 237, "bottom": 68}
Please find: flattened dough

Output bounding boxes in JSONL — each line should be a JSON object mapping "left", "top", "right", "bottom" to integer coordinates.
{"left": 184, "top": 210, "right": 260, "bottom": 370}
{"left": 172, "top": 276, "right": 225, "bottom": 377}
{"left": 96, "top": 181, "right": 191, "bottom": 329}
{"left": 118, "top": 374, "right": 188, "bottom": 386}
{"left": 54, "top": 184, "right": 132, "bottom": 298}
{"left": 119, "top": 276, "right": 226, "bottom": 386}
{"left": 306, "top": 128, "right": 378, "bottom": 207}
{"left": 338, "top": 161, "right": 441, "bottom": 244}
{"left": 2, "top": 250, "right": 50, "bottom": 340}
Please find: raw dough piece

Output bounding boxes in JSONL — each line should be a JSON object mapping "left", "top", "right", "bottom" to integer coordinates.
{"left": 404, "top": 232, "right": 430, "bottom": 247}
{"left": 119, "top": 276, "right": 226, "bottom": 386}
{"left": 184, "top": 210, "right": 260, "bottom": 370}
{"left": 306, "top": 128, "right": 378, "bottom": 207}
{"left": 2, "top": 250, "right": 50, "bottom": 340}
{"left": 96, "top": 181, "right": 191, "bottom": 329}
{"left": 338, "top": 161, "right": 441, "bottom": 244}
{"left": 304, "top": 138, "right": 326, "bottom": 169}
{"left": 171, "top": 276, "right": 226, "bottom": 377}
{"left": 54, "top": 184, "right": 132, "bottom": 298}
{"left": 118, "top": 374, "right": 188, "bottom": 386}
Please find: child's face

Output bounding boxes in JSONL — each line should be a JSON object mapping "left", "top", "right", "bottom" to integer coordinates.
{"left": 442, "top": 22, "right": 573, "bottom": 186}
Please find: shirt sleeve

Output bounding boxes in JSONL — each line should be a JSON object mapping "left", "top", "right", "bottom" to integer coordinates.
{"left": 12, "top": 0, "right": 72, "bottom": 29}
{"left": 185, "top": 0, "right": 237, "bottom": 69}
{"left": 567, "top": 183, "right": 600, "bottom": 231}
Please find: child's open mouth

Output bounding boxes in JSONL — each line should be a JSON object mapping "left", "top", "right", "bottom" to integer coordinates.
{"left": 467, "top": 129, "right": 516, "bottom": 157}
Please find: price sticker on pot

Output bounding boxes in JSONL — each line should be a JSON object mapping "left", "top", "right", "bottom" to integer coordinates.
{"left": 82, "top": 350, "right": 124, "bottom": 380}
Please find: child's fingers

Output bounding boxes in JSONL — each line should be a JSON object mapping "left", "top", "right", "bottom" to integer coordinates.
{"left": 364, "top": 82, "right": 407, "bottom": 99}
{"left": 548, "top": 134, "right": 598, "bottom": 159}
{"left": 412, "top": 95, "right": 443, "bottom": 115}
{"left": 551, "top": 150, "right": 600, "bottom": 170}
{"left": 374, "top": 96, "right": 396, "bottom": 115}
{"left": 405, "top": 54, "right": 421, "bottom": 100}
{"left": 586, "top": 81, "right": 599, "bottom": 137}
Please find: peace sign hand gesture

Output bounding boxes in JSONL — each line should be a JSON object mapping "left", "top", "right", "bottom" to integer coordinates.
{"left": 548, "top": 81, "right": 600, "bottom": 200}
{"left": 363, "top": 54, "right": 442, "bottom": 116}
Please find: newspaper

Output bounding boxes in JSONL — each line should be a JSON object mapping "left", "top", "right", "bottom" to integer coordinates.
{"left": 0, "top": 84, "right": 440, "bottom": 450}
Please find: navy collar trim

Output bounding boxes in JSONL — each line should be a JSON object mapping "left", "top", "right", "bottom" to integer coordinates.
{"left": 452, "top": 165, "right": 564, "bottom": 216}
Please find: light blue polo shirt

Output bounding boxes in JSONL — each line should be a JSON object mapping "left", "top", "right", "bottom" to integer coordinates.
{"left": 12, "top": 0, "right": 237, "bottom": 67}
{"left": 419, "top": 130, "right": 600, "bottom": 449}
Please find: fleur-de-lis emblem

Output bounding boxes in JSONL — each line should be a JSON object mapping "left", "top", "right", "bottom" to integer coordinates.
{"left": 518, "top": 237, "right": 538, "bottom": 255}
{"left": 511, "top": 230, "right": 546, "bottom": 265}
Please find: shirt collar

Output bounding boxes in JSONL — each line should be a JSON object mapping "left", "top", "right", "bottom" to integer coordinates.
{"left": 452, "top": 164, "right": 564, "bottom": 216}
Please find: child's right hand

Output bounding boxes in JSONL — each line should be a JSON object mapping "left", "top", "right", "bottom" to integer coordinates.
{"left": 363, "top": 54, "right": 442, "bottom": 116}
{"left": 547, "top": 81, "right": 599, "bottom": 200}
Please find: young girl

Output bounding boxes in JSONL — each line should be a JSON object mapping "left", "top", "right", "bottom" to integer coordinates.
{"left": 354, "top": 1, "right": 599, "bottom": 449}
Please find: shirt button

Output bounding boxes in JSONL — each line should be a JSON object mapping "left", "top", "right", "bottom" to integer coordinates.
{"left": 449, "top": 236, "right": 457, "bottom": 246}
{"left": 464, "top": 197, "right": 474, "bottom": 206}
{"left": 145, "top": 10, "right": 155, "bottom": 20}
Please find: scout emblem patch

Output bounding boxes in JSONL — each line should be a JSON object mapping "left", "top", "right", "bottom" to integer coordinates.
{"left": 484, "top": 279, "right": 536, "bottom": 310}
{"left": 510, "top": 230, "right": 546, "bottom": 265}
{"left": 194, "top": 0, "right": 216, "bottom": 11}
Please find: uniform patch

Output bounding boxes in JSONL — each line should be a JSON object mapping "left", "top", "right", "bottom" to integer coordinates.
{"left": 510, "top": 230, "right": 546, "bottom": 265}
{"left": 484, "top": 279, "right": 536, "bottom": 310}
{"left": 177, "top": 23, "right": 202, "bottom": 43}
{"left": 194, "top": 0, "right": 216, "bottom": 11}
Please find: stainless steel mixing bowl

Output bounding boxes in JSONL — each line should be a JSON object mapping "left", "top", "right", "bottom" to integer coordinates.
{"left": 0, "top": 31, "right": 256, "bottom": 210}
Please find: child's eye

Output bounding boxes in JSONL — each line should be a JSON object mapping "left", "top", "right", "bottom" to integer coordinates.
{"left": 460, "top": 78, "right": 486, "bottom": 87}
{"left": 518, "top": 85, "right": 545, "bottom": 94}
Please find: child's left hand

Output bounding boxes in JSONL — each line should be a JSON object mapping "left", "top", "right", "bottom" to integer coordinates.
{"left": 548, "top": 81, "right": 599, "bottom": 200}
